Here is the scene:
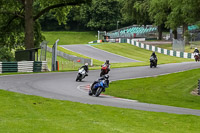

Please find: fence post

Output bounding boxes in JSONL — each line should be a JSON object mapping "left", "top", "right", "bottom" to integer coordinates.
{"left": 52, "top": 39, "right": 59, "bottom": 71}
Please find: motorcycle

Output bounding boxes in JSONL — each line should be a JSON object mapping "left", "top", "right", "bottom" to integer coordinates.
{"left": 89, "top": 76, "right": 109, "bottom": 97}
{"left": 76, "top": 68, "right": 87, "bottom": 82}
{"left": 194, "top": 52, "right": 200, "bottom": 62}
{"left": 150, "top": 56, "right": 157, "bottom": 68}
{"left": 100, "top": 64, "right": 109, "bottom": 77}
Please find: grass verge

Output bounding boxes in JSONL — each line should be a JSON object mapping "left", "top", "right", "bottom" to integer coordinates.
{"left": 154, "top": 41, "right": 200, "bottom": 53}
{"left": 46, "top": 51, "right": 82, "bottom": 71}
{"left": 43, "top": 31, "right": 98, "bottom": 45}
{"left": 105, "top": 68, "right": 200, "bottom": 109}
{"left": 0, "top": 89, "right": 200, "bottom": 133}
{"left": 93, "top": 43, "right": 193, "bottom": 68}
{"left": 52, "top": 43, "right": 193, "bottom": 70}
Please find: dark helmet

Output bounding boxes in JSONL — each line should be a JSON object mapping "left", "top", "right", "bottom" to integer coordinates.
{"left": 104, "top": 75, "right": 109, "bottom": 79}
{"left": 106, "top": 60, "right": 109, "bottom": 64}
{"left": 152, "top": 52, "right": 155, "bottom": 55}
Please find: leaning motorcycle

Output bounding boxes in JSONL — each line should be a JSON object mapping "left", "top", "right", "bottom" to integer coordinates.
{"left": 76, "top": 68, "right": 86, "bottom": 81}
{"left": 150, "top": 56, "right": 157, "bottom": 68}
{"left": 100, "top": 64, "right": 109, "bottom": 77}
{"left": 89, "top": 77, "right": 109, "bottom": 97}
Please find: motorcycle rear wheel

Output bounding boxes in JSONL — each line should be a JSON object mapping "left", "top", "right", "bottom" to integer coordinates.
{"left": 100, "top": 71, "right": 104, "bottom": 77}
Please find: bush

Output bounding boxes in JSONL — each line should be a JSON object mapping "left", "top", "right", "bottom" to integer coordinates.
{"left": 0, "top": 47, "right": 15, "bottom": 61}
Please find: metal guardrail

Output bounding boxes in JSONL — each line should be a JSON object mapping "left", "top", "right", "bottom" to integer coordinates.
{"left": 46, "top": 46, "right": 92, "bottom": 66}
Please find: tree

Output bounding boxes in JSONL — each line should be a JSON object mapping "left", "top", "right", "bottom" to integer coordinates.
{"left": 166, "top": 0, "right": 200, "bottom": 42}
{"left": 85, "top": 0, "right": 121, "bottom": 31}
{"left": 0, "top": 0, "right": 90, "bottom": 49}
{"left": 121, "top": 0, "right": 151, "bottom": 26}
{"left": 148, "top": 0, "right": 170, "bottom": 40}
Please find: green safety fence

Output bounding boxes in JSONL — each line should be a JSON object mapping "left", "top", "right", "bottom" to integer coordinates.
{"left": 0, "top": 61, "right": 46, "bottom": 73}
{"left": 2, "top": 62, "right": 18, "bottom": 73}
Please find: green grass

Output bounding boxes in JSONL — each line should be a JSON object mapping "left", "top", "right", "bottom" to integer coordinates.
{"left": 93, "top": 43, "right": 193, "bottom": 68}
{"left": 45, "top": 51, "right": 82, "bottom": 71}
{"left": 46, "top": 42, "right": 193, "bottom": 71}
{"left": 0, "top": 89, "right": 200, "bottom": 133}
{"left": 57, "top": 46, "right": 104, "bottom": 68}
{"left": 105, "top": 68, "right": 200, "bottom": 109}
{"left": 43, "top": 31, "right": 98, "bottom": 45}
{"left": 154, "top": 41, "right": 200, "bottom": 53}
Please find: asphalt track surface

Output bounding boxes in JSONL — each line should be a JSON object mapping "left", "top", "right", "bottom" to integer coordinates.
{"left": 60, "top": 44, "right": 140, "bottom": 63}
{"left": 0, "top": 62, "right": 200, "bottom": 116}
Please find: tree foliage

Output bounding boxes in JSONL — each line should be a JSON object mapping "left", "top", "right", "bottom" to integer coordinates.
{"left": 121, "top": 0, "right": 151, "bottom": 25}
{"left": 84, "top": 0, "right": 121, "bottom": 30}
{"left": 0, "top": 47, "right": 15, "bottom": 61}
{"left": 0, "top": 0, "right": 90, "bottom": 49}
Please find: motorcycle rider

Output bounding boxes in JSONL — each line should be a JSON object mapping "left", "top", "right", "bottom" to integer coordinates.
{"left": 194, "top": 48, "right": 200, "bottom": 56}
{"left": 79, "top": 63, "right": 89, "bottom": 76}
{"left": 91, "top": 75, "right": 109, "bottom": 92}
{"left": 102, "top": 60, "right": 110, "bottom": 72}
{"left": 150, "top": 52, "right": 157, "bottom": 64}
{"left": 194, "top": 48, "right": 199, "bottom": 53}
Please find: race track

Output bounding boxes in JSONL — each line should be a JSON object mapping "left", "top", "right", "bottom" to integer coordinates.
{"left": 60, "top": 45, "right": 140, "bottom": 63}
{"left": 0, "top": 62, "right": 200, "bottom": 116}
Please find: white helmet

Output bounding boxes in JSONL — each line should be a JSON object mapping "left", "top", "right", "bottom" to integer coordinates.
{"left": 85, "top": 63, "right": 88, "bottom": 66}
{"left": 195, "top": 48, "right": 198, "bottom": 49}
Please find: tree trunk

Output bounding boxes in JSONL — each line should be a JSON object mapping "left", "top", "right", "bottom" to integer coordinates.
{"left": 183, "top": 23, "right": 189, "bottom": 44}
{"left": 172, "top": 29, "right": 177, "bottom": 39}
{"left": 158, "top": 25, "right": 162, "bottom": 40}
{"left": 25, "top": 0, "right": 34, "bottom": 49}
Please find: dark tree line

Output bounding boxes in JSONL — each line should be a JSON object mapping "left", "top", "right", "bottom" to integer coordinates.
{"left": 0, "top": 0, "right": 200, "bottom": 50}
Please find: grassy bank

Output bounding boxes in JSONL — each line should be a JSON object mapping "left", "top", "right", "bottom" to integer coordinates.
{"left": 56, "top": 43, "right": 192, "bottom": 69}
{"left": 154, "top": 41, "right": 200, "bottom": 53}
{"left": 105, "top": 68, "right": 200, "bottom": 109}
{"left": 43, "top": 31, "right": 97, "bottom": 45}
{"left": 45, "top": 51, "right": 82, "bottom": 71}
{"left": 46, "top": 42, "right": 193, "bottom": 70}
{"left": 0, "top": 89, "right": 200, "bottom": 133}
{"left": 93, "top": 43, "right": 193, "bottom": 67}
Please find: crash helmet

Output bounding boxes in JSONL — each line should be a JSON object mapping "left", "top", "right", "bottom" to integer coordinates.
{"left": 106, "top": 60, "right": 109, "bottom": 64}
{"left": 104, "top": 75, "right": 109, "bottom": 79}
{"left": 195, "top": 48, "right": 198, "bottom": 50}
{"left": 85, "top": 63, "right": 88, "bottom": 66}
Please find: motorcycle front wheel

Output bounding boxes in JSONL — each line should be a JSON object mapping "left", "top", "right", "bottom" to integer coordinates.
{"left": 95, "top": 87, "right": 103, "bottom": 97}
{"left": 76, "top": 74, "right": 81, "bottom": 81}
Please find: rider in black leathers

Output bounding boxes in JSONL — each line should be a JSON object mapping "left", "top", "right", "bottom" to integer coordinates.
{"left": 194, "top": 48, "right": 199, "bottom": 53}
{"left": 150, "top": 52, "right": 157, "bottom": 64}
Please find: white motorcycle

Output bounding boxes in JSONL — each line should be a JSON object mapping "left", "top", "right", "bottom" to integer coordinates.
{"left": 76, "top": 68, "right": 87, "bottom": 82}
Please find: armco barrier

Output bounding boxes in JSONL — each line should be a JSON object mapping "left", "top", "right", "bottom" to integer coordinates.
{"left": 0, "top": 61, "right": 48, "bottom": 73}
{"left": 18, "top": 61, "right": 34, "bottom": 72}
{"left": 2, "top": 62, "right": 18, "bottom": 73}
{"left": 34, "top": 61, "right": 42, "bottom": 72}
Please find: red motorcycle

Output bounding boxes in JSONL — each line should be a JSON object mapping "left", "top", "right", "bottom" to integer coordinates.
{"left": 100, "top": 64, "right": 109, "bottom": 77}
{"left": 194, "top": 52, "right": 200, "bottom": 62}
